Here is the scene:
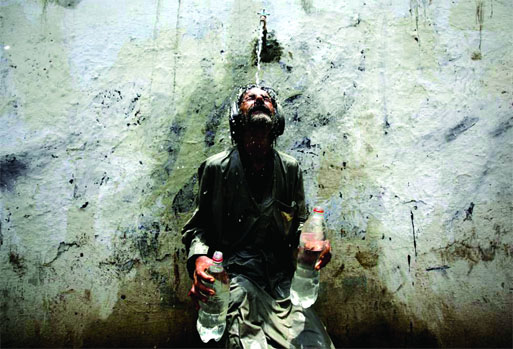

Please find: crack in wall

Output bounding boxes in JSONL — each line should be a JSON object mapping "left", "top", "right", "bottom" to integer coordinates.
{"left": 44, "top": 242, "right": 80, "bottom": 266}
{"left": 410, "top": 211, "right": 418, "bottom": 257}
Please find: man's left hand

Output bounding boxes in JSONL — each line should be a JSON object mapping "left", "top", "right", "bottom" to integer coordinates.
{"left": 315, "top": 240, "right": 332, "bottom": 270}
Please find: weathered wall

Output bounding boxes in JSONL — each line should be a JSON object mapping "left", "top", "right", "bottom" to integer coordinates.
{"left": 0, "top": 0, "right": 511, "bottom": 347}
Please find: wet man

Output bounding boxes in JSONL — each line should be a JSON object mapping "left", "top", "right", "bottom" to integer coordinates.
{"left": 182, "top": 85, "right": 333, "bottom": 348}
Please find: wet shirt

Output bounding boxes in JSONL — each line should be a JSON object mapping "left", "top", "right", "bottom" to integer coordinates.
{"left": 182, "top": 147, "right": 306, "bottom": 296}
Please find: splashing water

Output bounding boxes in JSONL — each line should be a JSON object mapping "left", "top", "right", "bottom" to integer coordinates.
{"left": 255, "top": 20, "right": 264, "bottom": 86}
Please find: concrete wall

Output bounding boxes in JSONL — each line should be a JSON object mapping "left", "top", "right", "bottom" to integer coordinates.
{"left": 0, "top": 0, "right": 511, "bottom": 347}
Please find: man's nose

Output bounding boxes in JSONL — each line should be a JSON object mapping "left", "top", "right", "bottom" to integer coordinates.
{"left": 255, "top": 95, "right": 264, "bottom": 105}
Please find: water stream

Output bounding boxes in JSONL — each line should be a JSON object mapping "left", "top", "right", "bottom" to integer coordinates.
{"left": 255, "top": 20, "right": 264, "bottom": 86}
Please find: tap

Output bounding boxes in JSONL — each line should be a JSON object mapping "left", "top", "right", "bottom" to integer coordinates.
{"left": 258, "top": 9, "right": 269, "bottom": 31}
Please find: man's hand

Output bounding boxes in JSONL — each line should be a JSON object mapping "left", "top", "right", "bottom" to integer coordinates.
{"left": 314, "top": 240, "right": 332, "bottom": 271}
{"left": 188, "top": 256, "right": 216, "bottom": 310}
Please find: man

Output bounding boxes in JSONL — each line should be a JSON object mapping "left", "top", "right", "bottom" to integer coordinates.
{"left": 182, "top": 85, "right": 333, "bottom": 348}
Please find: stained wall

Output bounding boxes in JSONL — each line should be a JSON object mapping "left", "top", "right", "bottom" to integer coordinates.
{"left": 0, "top": 0, "right": 512, "bottom": 347}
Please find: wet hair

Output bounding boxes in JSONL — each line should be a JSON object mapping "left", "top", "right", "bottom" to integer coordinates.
{"left": 229, "top": 84, "right": 284, "bottom": 145}
{"left": 236, "top": 84, "right": 279, "bottom": 112}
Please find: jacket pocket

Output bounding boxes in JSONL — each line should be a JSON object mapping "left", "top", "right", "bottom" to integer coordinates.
{"left": 275, "top": 200, "right": 297, "bottom": 237}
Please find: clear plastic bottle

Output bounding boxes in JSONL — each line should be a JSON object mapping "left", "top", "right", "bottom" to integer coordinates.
{"left": 196, "top": 251, "right": 230, "bottom": 343}
{"left": 290, "top": 207, "right": 326, "bottom": 308}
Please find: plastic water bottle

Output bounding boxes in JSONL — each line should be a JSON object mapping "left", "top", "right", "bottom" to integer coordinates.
{"left": 290, "top": 207, "right": 326, "bottom": 308}
{"left": 196, "top": 251, "right": 230, "bottom": 343}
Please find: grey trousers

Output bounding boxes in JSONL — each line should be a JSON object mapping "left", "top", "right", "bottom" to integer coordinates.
{"left": 226, "top": 275, "right": 334, "bottom": 349}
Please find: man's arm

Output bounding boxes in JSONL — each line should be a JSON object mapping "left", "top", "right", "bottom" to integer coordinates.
{"left": 182, "top": 161, "right": 212, "bottom": 276}
{"left": 181, "top": 161, "right": 216, "bottom": 306}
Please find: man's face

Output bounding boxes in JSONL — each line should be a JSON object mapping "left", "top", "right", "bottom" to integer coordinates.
{"left": 239, "top": 88, "right": 276, "bottom": 124}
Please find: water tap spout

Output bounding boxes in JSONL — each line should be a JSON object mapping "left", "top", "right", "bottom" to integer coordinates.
{"left": 258, "top": 9, "right": 269, "bottom": 32}
{"left": 258, "top": 9, "right": 269, "bottom": 50}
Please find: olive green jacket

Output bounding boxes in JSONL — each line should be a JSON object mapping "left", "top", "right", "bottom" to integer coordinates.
{"left": 182, "top": 147, "right": 306, "bottom": 278}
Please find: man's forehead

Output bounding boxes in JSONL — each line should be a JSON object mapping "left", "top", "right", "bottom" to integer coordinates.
{"left": 244, "top": 87, "right": 269, "bottom": 97}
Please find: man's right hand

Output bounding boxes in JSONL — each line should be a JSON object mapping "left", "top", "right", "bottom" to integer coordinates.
{"left": 188, "top": 255, "right": 216, "bottom": 309}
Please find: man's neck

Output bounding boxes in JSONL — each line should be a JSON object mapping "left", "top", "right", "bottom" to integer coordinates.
{"left": 238, "top": 144, "right": 273, "bottom": 173}
{"left": 238, "top": 144, "right": 274, "bottom": 203}
{"left": 239, "top": 127, "right": 273, "bottom": 172}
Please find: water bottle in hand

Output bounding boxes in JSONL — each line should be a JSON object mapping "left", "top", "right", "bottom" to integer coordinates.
{"left": 290, "top": 207, "right": 326, "bottom": 308}
{"left": 196, "top": 251, "right": 230, "bottom": 343}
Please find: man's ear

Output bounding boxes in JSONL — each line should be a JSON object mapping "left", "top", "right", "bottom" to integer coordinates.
{"left": 273, "top": 106, "right": 285, "bottom": 138}
{"left": 229, "top": 102, "right": 243, "bottom": 144}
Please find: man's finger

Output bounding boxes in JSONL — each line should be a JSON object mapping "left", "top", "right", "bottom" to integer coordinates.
{"left": 189, "top": 284, "right": 211, "bottom": 305}
{"left": 315, "top": 254, "right": 330, "bottom": 270}
{"left": 197, "top": 279, "right": 215, "bottom": 296}
{"left": 197, "top": 269, "right": 215, "bottom": 283}
{"left": 315, "top": 240, "right": 332, "bottom": 270}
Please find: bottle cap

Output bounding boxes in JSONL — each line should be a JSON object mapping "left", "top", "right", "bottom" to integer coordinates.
{"left": 212, "top": 251, "right": 223, "bottom": 263}
{"left": 313, "top": 207, "right": 324, "bottom": 213}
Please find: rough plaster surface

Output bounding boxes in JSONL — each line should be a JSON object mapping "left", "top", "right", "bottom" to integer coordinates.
{"left": 0, "top": 0, "right": 512, "bottom": 347}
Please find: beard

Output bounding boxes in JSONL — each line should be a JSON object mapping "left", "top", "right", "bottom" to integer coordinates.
{"left": 243, "top": 105, "right": 275, "bottom": 130}
{"left": 249, "top": 111, "right": 273, "bottom": 128}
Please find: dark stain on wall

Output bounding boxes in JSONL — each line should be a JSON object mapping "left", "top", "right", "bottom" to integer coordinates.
{"left": 204, "top": 98, "right": 230, "bottom": 147}
{"left": 439, "top": 239, "right": 499, "bottom": 267}
{"left": 135, "top": 227, "right": 160, "bottom": 260}
{"left": 172, "top": 174, "right": 198, "bottom": 215}
{"left": 312, "top": 112, "right": 334, "bottom": 127}
{"left": 490, "top": 116, "right": 513, "bottom": 137}
{"left": 340, "top": 274, "right": 368, "bottom": 302}
{"left": 47, "top": 0, "right": 82, "bottom": 8}
{"left": 79, "top": 248, "right": 197, "bottom": 348}
{"left": 92, "top": 89, "right": 123, "bottom": 111}
{"left": 463, "top": 202, "right": 474, "bottom": 221}
{"left": 0, "top": 155, "right": 27, "bottom": 191}
{"left": 80, "top": 304, "right": 202, "bottom": 348}
{"left": 150, "top": 268, "right": 182, "bottom": 307}
{"left": 173, "top": 250, "right": 181, "bottom": 294}
{"left": 300, "top": 0, "right": 314, "bottom": 14}
{"left": 9, "top": 250, "right": 26, "bottom": 276}
{"left": 163, "top": 121, "right": 187, "bottom": 176}
{"left": 283, "top": 93, "right": 302, "bottom": 106}
{"left": 332, "top": 262, "right": 345, "bottom": 278}
{"left": 348, "top": 316, "right": 438, "bottom": 348}
{"left": 445, "top": 116, "right": 479, "bottom": 142}
{"left": 252, "top": 31, "right": 283, "bottom": 65}
{"left": 292, "top": 137, "right": 312, "bottom": 150}
{"left": 126, "top": 93, "right": 141, "bottom": 119}
{"left": 426, "top": 265, "right": 450, "bottom": 272}
{"left": 319, "top": 276, "right": 439, "bottom": 348}
{"left": 355, "top": 250, "right": 379, "bottom": 269}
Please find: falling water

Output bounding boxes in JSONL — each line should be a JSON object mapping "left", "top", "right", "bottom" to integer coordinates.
{"left": 255, "top": 20, "right": 264, "bottom": 86}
